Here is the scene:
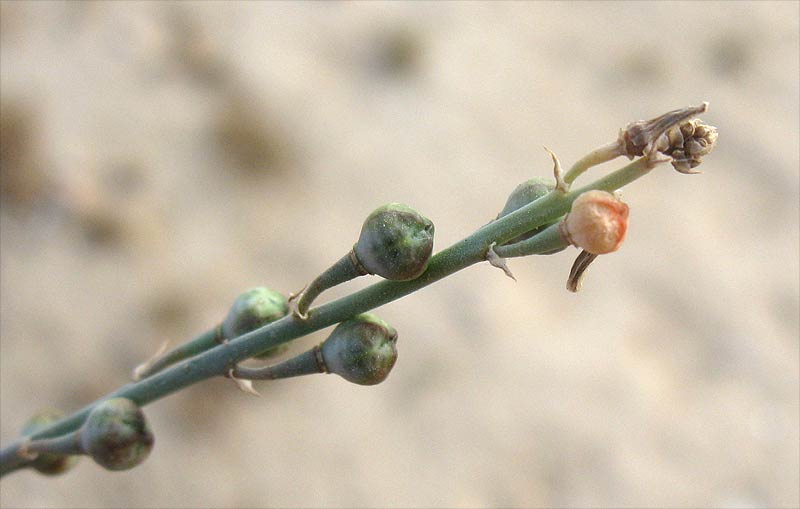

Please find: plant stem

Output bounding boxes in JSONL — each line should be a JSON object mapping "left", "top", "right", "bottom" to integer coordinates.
{"left": 0, "top": 155, "right": 654, "bottom": 477}
{"left": 233, "top": 348, "right": 324, "bottom": 380}
{"left": 294, "top": 249, "right": 366, "bottom": 318}
{"left": 133, "top": 327, "right": 222, "bottom": 380}
{"left": 563, "top": 140, "right": 624, "bottom": 184}
{"left": 0, "top": 432, "right": 82, "bottom": 476}
{"left": 23, "top": 432, "right": 83, "bottom": 457}
{"left": 492, "top": 222, "right": 567, "bottom": 258}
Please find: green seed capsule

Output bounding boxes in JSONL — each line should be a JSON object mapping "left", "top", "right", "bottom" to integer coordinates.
{"left": 320, "top": 313, "right": 398, "bottom": 385}
{"left": 498, "top": 177, "right": 553, "bottom": 219}
{"left": 80, "top": 398, "right": 154, "bottom": 471}
{"left": 21, "top": 410, "right": 79, "bottom": 475}
{"left": 223, "top": 287, "right": 290, "bottom": 358}
{"left": 354, "top": 203, "right": 434, "bottom": 281}
{"left": 498, "top": 177, "right": 564, "bottom": 252}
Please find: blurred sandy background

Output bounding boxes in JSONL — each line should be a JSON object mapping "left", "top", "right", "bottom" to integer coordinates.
{"left": 0, "top": 1, "right": 798, "bottom": 508}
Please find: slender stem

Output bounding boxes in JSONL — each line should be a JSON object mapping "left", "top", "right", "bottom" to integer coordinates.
{"left": 0, "top": 444, "right": 27, "bottom": 475}
{"left": 295, "top": 249, "right": 366, "bottom": 318}
{"left": 564, "top": 140, "right": 624, "bottom": 184}
{"left": 492, "top": 222, "right": 567, "bottom": 258}
{"left": 0, "top": 431, "right": 82, "bottom": 475}
{"left": 0, "top": 155, "right": 655, "bottom": 477}
{"left": 133, "top": 326, "right": 221, "bottom": 380}
{"left": 24, "top": 432, "right": 83, "bottom": 457}
{"left": 233, "top": 348, "right": 324, "bottom": 380}
{"left": 0, "top": 450, "right": 26, "bottom": 475}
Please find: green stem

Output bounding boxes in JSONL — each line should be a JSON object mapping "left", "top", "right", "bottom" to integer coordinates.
{"left": 24, "top": 432, "right": 83, "bottom": 457}
{"left": 233, "top": 348, "right": 324, "bottom": 380}
{"left": 133, "top": 327, "right": 221, "bottom": 380}
{"left": 0, "top": 431, "right": 82, "bottom": 475}
{"left": 295, "top": 249, "right": 366, "bottom": 318}
{"left": 0, "top": 156, "right": 654, "bottom": 478}
{"left": 0, "top": 445, "right": 28, "bottom": 474}
{"left": 492, "top": 222, "right": 567, "bottom": 258}
{"left": 564, "top": 140, "right": 624, "bottom": 184}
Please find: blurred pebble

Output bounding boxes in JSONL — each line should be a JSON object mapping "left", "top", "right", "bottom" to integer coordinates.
{"left": 370, "top": 28, "right": 424, "bottom": 79}
{"left": 0, "top": 100, "right": 52, "bottom": 211}
{"left": 213, "top": 90, "right": 294, "bottom": 178}
{"left": 707, "top": 32, "right": 752, "bottom": 79}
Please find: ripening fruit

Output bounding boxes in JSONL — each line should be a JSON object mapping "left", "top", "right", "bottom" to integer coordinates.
{"left": 223, "top": 287, "right": 290, "bottom": 358}
{"left": 498, "top": 177, "right": 553, "bottom": 219}
{"left": 354, "top": 203, "right": 434, "bottom": 281}
{"left": 561, "top": 190, "right": 629, "bottom": 254}
{"left": 80, "top": 398, "right": 154, "bottom": 471}
{"left": 320, "top": 313, "right": 398, "bottom": 385}
{"left": 293, "top": 203, "right": 434, "bottom": 319}
{"left": 497, "top": 178, "right": 564, "bottom": 250}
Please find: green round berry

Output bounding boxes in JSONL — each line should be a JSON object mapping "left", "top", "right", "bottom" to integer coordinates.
{"left": 321, "top": 313, "right": 398, "bottom": 385}
{"left": 80, "top": 398, "right": 154, "bottom": 471}
{"left": 498, "top": 178, "right": 564, "bottom": 252}
{"left": 354, "top": 203, "right": 434, "bottom": 281}
{"left": 21, "top": 410, "right": 79, "bottom": 475}
{"left": 222, "top": 287, "right": 289, "bottom": 358}
{"left": 498, "top": 177, "right": 553, "bottom": 219}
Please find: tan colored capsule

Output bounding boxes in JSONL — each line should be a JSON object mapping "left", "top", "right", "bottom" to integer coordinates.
{"left": 560, "top": 190, "right": 629, "bottom": 255}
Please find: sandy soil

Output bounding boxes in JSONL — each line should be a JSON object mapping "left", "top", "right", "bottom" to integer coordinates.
{"left": 1, "top": 2, "right": 798, "bottom": 507}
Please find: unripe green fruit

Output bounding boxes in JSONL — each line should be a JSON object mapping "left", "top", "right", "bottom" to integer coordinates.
{"left": 498, "top": 177, "right": 553, "bottom": 219}
{"left": 498, "top": 178, "right": 564, "bottom": 252}
{"left": 80, "top": 398, "right": 153, "bottom": 471}
{"left": 223, "top": 287, "right": 290, "bottom": 358}
{"left": 21, "top": 410, "right": 79, "bottom": 475}
{"left": 354, "top": 203, "right": 434, "bottom": 281}
{"left": 321, "top": 313, "right": 398, "bottom": 385}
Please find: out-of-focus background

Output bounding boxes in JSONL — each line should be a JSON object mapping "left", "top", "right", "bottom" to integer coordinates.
{"left": 1, "top": 2, "right": 797, "bottom": 508}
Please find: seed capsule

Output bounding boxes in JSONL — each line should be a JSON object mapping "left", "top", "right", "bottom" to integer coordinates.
{"left": 80, "top": 398, "right": 154, "bottom": 471}
{"left": 354, "top": 203, "right": 434, "bottom": 281}
{"left": 561, "top": 190, "right": 629, "bottom": 254}
{"left": 662, "top": 119, "right": 718, "bottom": 174}
{"left": 293, "top": 203, "right": 434, "bottom": 319}
{"left": 21, "top": 410, "right": 79, "bottom": 475}
{"left": 320, "top": 313, "right": 398, "bottom": 385}
{"left": 223, "top": 287, "right": 290, "bottom": 358}
{"left": 497, "top": 177, "right": 564, "bottom": 251}
{"left": 498, "top": 177, "right": 553, "bottom": 219}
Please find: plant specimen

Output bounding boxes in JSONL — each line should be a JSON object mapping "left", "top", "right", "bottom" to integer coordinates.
{"left": 0, "top": 103, "right": 717, "bottom": 477}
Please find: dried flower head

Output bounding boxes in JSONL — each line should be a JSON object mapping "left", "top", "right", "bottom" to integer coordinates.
{"left": 654, "top": 119, "right": 719, "bottom": 174}
{"left": 619, "top": 102, "right": 717, "bottom": 173}
{"left": 560, "top": 190, "right": 629, "bottom": 255}
{"left": 621, "top": 103, "right": 708, "bottom": 157}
